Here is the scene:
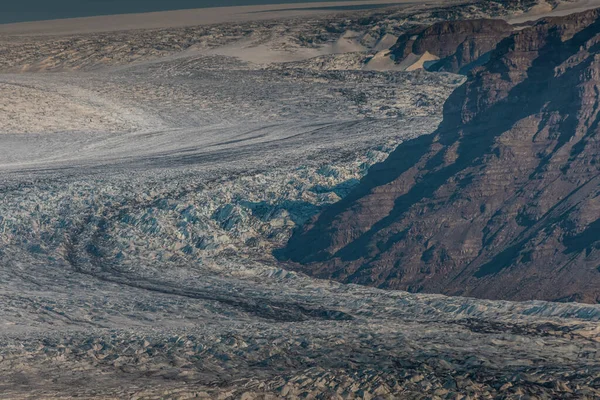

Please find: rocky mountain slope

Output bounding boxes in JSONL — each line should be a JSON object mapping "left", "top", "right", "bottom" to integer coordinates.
{"left": 390, "top": 18, "right": 514, "bottom": 73}
{"left": 282, "top": 8, "right": 600, "bottom": 304}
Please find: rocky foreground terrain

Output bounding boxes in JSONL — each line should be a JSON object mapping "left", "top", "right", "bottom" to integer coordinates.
{"left": 0, "top": 0, "right": 599, "bottom": 399}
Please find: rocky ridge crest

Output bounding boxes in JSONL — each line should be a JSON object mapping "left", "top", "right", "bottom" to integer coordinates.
{"left": 390, "top": 18, "right": 514, "bottom": 73}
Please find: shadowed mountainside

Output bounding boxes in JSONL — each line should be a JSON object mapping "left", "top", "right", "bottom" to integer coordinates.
{"left": 281, "top": 8, "right": 600, "bottom": 304}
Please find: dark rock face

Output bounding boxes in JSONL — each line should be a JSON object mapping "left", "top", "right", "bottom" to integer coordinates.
{"left": 281, "top": 9, "right": 600, "bottom": 304}
{"left": 390, "top": 19, "right": 513, "bottom": 73}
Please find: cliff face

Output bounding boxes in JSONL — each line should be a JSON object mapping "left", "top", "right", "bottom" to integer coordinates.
{"left": 281, "top": 9, "right": 600, "bottom": 304}
{"left": 390, "top": 19, "right": 513, "bottom": 73}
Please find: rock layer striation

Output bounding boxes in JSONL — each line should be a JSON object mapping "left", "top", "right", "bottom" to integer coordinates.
{"left": 282, "top": 8, "right": 600, "bottom": 304}
{"left": 390, "top": 18, "right": 513, "bottom": 73}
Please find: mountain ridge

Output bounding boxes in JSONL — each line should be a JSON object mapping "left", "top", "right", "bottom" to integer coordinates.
{"left": 281, "top": 7, "right": 600, "bottom": 304}
{"left": 390, "top": 18, "right": 514, "bottom": 73}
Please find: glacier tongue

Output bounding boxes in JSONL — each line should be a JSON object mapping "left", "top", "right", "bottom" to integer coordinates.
{"left": 0, "top": 15, "right": 599, "bottom": 398}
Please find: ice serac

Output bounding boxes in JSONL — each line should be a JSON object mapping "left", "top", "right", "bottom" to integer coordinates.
{"left": 282, "top": 9, "right": 600, "bottom": 304}
{"left": 390, "top": 18, "right": 513, "bottom": 73}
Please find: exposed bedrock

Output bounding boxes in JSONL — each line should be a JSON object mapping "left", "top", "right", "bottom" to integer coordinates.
{"left": 281, "top": 8, "right": 600, "bottom": 304}
{"left": 390, "top": 18, "right": 514, "bottom": 73}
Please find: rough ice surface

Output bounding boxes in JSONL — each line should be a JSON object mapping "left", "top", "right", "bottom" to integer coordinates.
{"left": 0, "top": 2, "right": 599, "bottom": 399}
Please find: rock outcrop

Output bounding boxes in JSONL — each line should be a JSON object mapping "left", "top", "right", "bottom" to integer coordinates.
{"left": 281, "top": 9, "right": 600, "bottom": 304}
{"left": 390, "top": 19, "right": 513, "bottom": 73}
